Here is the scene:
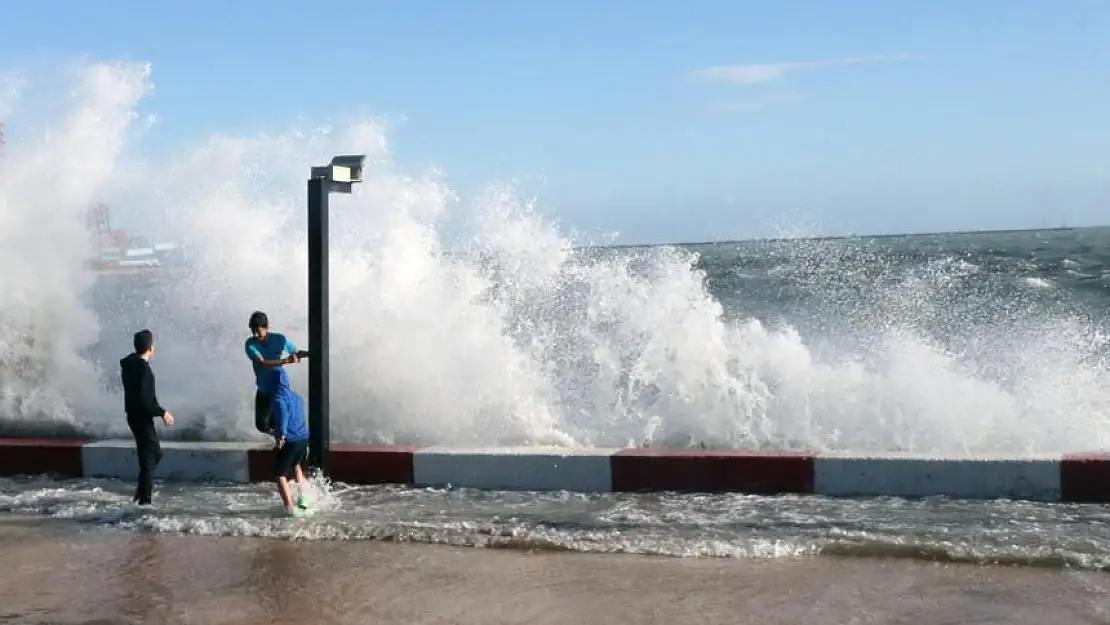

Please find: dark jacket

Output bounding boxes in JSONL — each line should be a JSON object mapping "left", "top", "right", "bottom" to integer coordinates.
{"left": 120, "top": 353, "right": 166, "bottom": 419}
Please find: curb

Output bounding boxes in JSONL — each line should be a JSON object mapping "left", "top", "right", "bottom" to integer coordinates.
{"left": 2, "top": 438, "right": 1109, "bottom": 502}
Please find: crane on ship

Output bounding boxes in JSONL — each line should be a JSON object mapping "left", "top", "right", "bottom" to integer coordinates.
{"left": 86, "top": 203, "right": 132, "bottom": 264}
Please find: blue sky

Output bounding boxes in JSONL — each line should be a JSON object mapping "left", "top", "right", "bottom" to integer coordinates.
{"left": 2, "top": 0, "right": 1108, "bottom": 243}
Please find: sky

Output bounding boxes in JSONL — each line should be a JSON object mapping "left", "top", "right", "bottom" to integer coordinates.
{"left": 1, "top": 0, "right": 1108, "bottom": 244}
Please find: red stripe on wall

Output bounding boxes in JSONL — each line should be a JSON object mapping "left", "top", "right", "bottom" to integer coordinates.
{"left": 610, "top": 449, "right": 815, "bottom": 494}
{"left": 0, "top": 438, "right": 88, "bottom": 478}
{"left": 248, "top": 444, "right": 416, "bottom": 484}
{"left": 1061, "top": 452, "right": 1110, "bottom": 503}
{"left": 247, "top": 447, "right": 278, "bottom": 482}
{"left": 330, "top": 444, "right": 416, "bottom": 485}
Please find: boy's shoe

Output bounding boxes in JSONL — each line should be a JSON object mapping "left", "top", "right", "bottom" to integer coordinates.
{"left": 288, "top": 505, "right": 307, "bottom": 518}
{"left": 295, "top": 495, "right": 310, "bottom": 510}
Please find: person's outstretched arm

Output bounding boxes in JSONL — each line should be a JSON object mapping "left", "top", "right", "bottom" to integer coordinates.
{"left": 282, "top": 336, "right": 305, "bottom": 362}
{"left": 246, "top": 341, "right": 298, "bottom": 368}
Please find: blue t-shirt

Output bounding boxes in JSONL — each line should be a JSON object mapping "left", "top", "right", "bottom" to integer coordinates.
{"left": 244, "top": 332, "right": 297, "bottom": 393}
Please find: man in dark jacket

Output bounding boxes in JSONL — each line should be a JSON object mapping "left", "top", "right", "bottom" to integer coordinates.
{"left": 120, "top": 329, "right": 174, "bottom": 505}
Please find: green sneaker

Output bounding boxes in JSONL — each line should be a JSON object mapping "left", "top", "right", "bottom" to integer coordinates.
{"left": 288, "top": 505, "right": 307, "bottom": 518}
{"left": 295, "top": 495, "right": 310, "bottom": 509}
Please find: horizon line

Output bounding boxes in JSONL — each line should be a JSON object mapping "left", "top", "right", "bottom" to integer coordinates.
{"left": 575, "top": 224, "right": 1105, "bottom": 251}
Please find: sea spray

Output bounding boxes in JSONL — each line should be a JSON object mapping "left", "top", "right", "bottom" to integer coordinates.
{"left": 0, "top": 59, "right": 1108, "bottom": 454}
{"left": 0, "top": 61, "right": 152, "bottom": 436}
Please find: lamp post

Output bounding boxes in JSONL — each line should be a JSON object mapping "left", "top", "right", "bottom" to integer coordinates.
{"left": 306, "top": 154, "right": 365, "bottom": 476}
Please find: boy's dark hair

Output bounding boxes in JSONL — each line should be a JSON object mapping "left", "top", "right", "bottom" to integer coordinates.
{"left": 248, "top": 311, "right": 269, "bottom": 331}
{"left": 133, "top": 329, "right": 154, "bottom": 354}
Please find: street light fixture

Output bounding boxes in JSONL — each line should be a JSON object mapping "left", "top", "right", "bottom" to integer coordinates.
{"left": 306, "top": 154, "right": 365, "bottom": 476}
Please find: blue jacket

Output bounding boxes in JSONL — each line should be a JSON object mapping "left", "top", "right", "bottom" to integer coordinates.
{"left": 269, "top": 368, "right": 309, "bottom": 442}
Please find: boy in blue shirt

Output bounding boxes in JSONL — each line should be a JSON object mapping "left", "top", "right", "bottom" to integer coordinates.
{"left": 267, "top": 366, "right": 312, "bottom": 516}
{"left": 244, "top": 311, "right": 304, "bottom": 436}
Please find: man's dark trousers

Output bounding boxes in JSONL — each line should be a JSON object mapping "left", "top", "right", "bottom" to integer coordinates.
{"left": 127, "top": 414, "right": 162, "bottom": 505}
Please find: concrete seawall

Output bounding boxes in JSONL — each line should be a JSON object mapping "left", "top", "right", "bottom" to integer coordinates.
{"left": 2, "top": 438, "right": 1109, "bottom": 502}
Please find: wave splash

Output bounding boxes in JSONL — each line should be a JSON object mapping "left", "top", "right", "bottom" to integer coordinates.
{"left": 0, "top": 59, "right": 1108, "bottom": 454}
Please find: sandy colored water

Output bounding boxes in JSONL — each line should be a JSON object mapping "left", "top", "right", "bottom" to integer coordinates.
{"left": 3, "top": 517, "right": 1110, "bottom": 625}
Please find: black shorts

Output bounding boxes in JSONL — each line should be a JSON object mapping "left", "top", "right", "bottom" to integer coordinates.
{"left": 254, "top": 391, "right": 273, "bottom": 434}
{"left": 275, "top": 439, "right": 309, "bottom": 479}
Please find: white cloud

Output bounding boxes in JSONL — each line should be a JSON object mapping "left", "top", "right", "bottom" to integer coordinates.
{"left": 690, "top": 53, "right": 911, "bottom": 85}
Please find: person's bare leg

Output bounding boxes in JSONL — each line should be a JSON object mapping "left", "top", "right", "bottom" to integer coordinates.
{"left": 276, "top": 476, "right": 294, "bottom": 508}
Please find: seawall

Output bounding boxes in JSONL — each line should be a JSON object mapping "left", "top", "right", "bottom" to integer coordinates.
{"left": 2, "top": 439, "right": 1109, "bottom": 502}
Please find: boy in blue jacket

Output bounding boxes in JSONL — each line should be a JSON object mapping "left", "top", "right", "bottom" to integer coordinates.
{"left": 267, "top": 367, "right": 312, "bottom": 516}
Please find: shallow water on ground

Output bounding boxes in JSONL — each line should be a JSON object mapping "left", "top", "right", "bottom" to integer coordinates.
{"left": 4, "top": 475, "right": 1110, "bottom": 570}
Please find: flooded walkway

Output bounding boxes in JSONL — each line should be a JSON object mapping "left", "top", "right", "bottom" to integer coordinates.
{"left": 3, "top": 517, "right": 1110, "bottom": 624}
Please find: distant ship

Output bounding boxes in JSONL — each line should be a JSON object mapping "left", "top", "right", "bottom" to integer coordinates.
{"left": 85, "top": 203, "right": 186, "bottom": 276}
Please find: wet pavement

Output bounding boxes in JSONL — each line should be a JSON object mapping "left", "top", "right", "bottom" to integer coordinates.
{"left": 3, "top": 516, "right": 1110, "bottom": 624}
